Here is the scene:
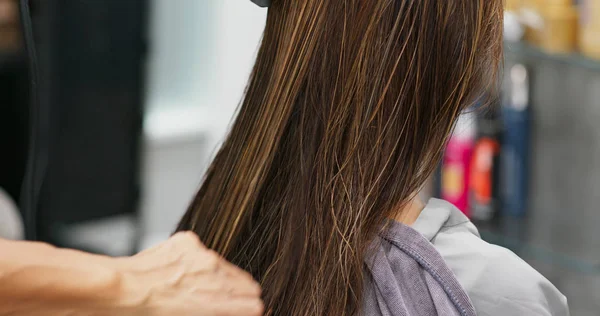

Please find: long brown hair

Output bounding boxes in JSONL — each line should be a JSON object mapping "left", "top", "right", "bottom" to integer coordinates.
{"left": 177, "top": 0, "right": 502, "bottom": 314}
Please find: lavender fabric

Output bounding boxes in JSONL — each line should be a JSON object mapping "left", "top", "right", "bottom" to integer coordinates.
{"left": 363, "top": 221, "right": 476, "bottom": 316}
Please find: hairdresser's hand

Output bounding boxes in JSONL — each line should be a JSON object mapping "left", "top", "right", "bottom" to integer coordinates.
{"left": 115, "top": 232, "right": 264, "bottom": 316}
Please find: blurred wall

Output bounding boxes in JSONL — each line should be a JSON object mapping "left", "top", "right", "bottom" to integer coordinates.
{"left": 145, "top": 0, "right": 219, "bottom": 111}
{"left": 140, "top": 0, "right": 266, "bottom": 249}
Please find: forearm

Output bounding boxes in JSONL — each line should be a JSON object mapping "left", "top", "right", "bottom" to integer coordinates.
{"left": 0, "top": 239, "right": 135, "bottom": 315}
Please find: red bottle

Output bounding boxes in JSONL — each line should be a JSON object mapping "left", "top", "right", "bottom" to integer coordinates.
{"left": 442, "top": 113, "right": 476, "bottom": 217}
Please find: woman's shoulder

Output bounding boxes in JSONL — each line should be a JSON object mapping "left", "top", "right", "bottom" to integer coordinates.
{"left": 414, "top": 199, "right": 569, "bottom": 316}
{"left": 436, "top": 226, "right": 569, "bottom": 315}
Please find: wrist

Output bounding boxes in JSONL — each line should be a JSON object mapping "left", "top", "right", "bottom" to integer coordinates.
{"left": 46, "top": 253, "right": 148, "bottom": 316}
{"left": 107, "top": 257, "right": 152, "bottom": 316}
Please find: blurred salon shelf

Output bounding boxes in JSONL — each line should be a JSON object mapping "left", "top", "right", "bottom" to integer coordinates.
{"left": 505, "top": 42, "right": 600, "bottom": 72}
{"left": 499, "top": 40, "right": 600, "bottom": 316}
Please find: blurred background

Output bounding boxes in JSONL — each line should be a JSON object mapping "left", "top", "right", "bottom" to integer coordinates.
{"left": 0, "top": 0, "right": 598, "bottom": 315}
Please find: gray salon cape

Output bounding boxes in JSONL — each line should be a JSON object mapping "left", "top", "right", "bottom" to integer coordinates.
{"left": 363, "top": 199, "right": 569, "bottom": 316}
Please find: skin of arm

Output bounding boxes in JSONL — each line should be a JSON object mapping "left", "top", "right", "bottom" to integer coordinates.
{"left": 0, "top": 238, "right": 133, "bottom": 315}
{"left": 0, "top": 233, "right": 264, "bottom": 316}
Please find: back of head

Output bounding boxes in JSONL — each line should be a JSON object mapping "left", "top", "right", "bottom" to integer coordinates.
{"left": 178, "top": 0, "right": 503, "bottom": 315}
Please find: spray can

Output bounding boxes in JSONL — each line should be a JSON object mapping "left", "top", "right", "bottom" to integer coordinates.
{"left": 470, "top": 106, "right": 502, "bottom": 221}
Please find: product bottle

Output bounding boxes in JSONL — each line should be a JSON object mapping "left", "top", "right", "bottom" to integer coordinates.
{"left": 501, "top": 64, "right": 530, "bottom": 217}
{"left": 580, "top": 0, "right": 600, "bottom": 60}
{"left": 539, "top": 0, "right": 579, "bottom": 54}
{"left": 522, "top": 0, "right": 544, "bottom": 46}
{"left": 504, "top": 0, "right": 525, "bottom": 43}
{"left": 469, "top": 107, "right": 502, "bottom": 222}
{"left": 505, "top": 0, "right": 520, "bottom": 12}
{"left": 442, "top": 112, "right": 476, "bottom": 216}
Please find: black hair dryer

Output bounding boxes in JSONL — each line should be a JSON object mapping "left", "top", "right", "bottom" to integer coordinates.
{"left": 251, "top": 0, "right": 270, "bottom": 8}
